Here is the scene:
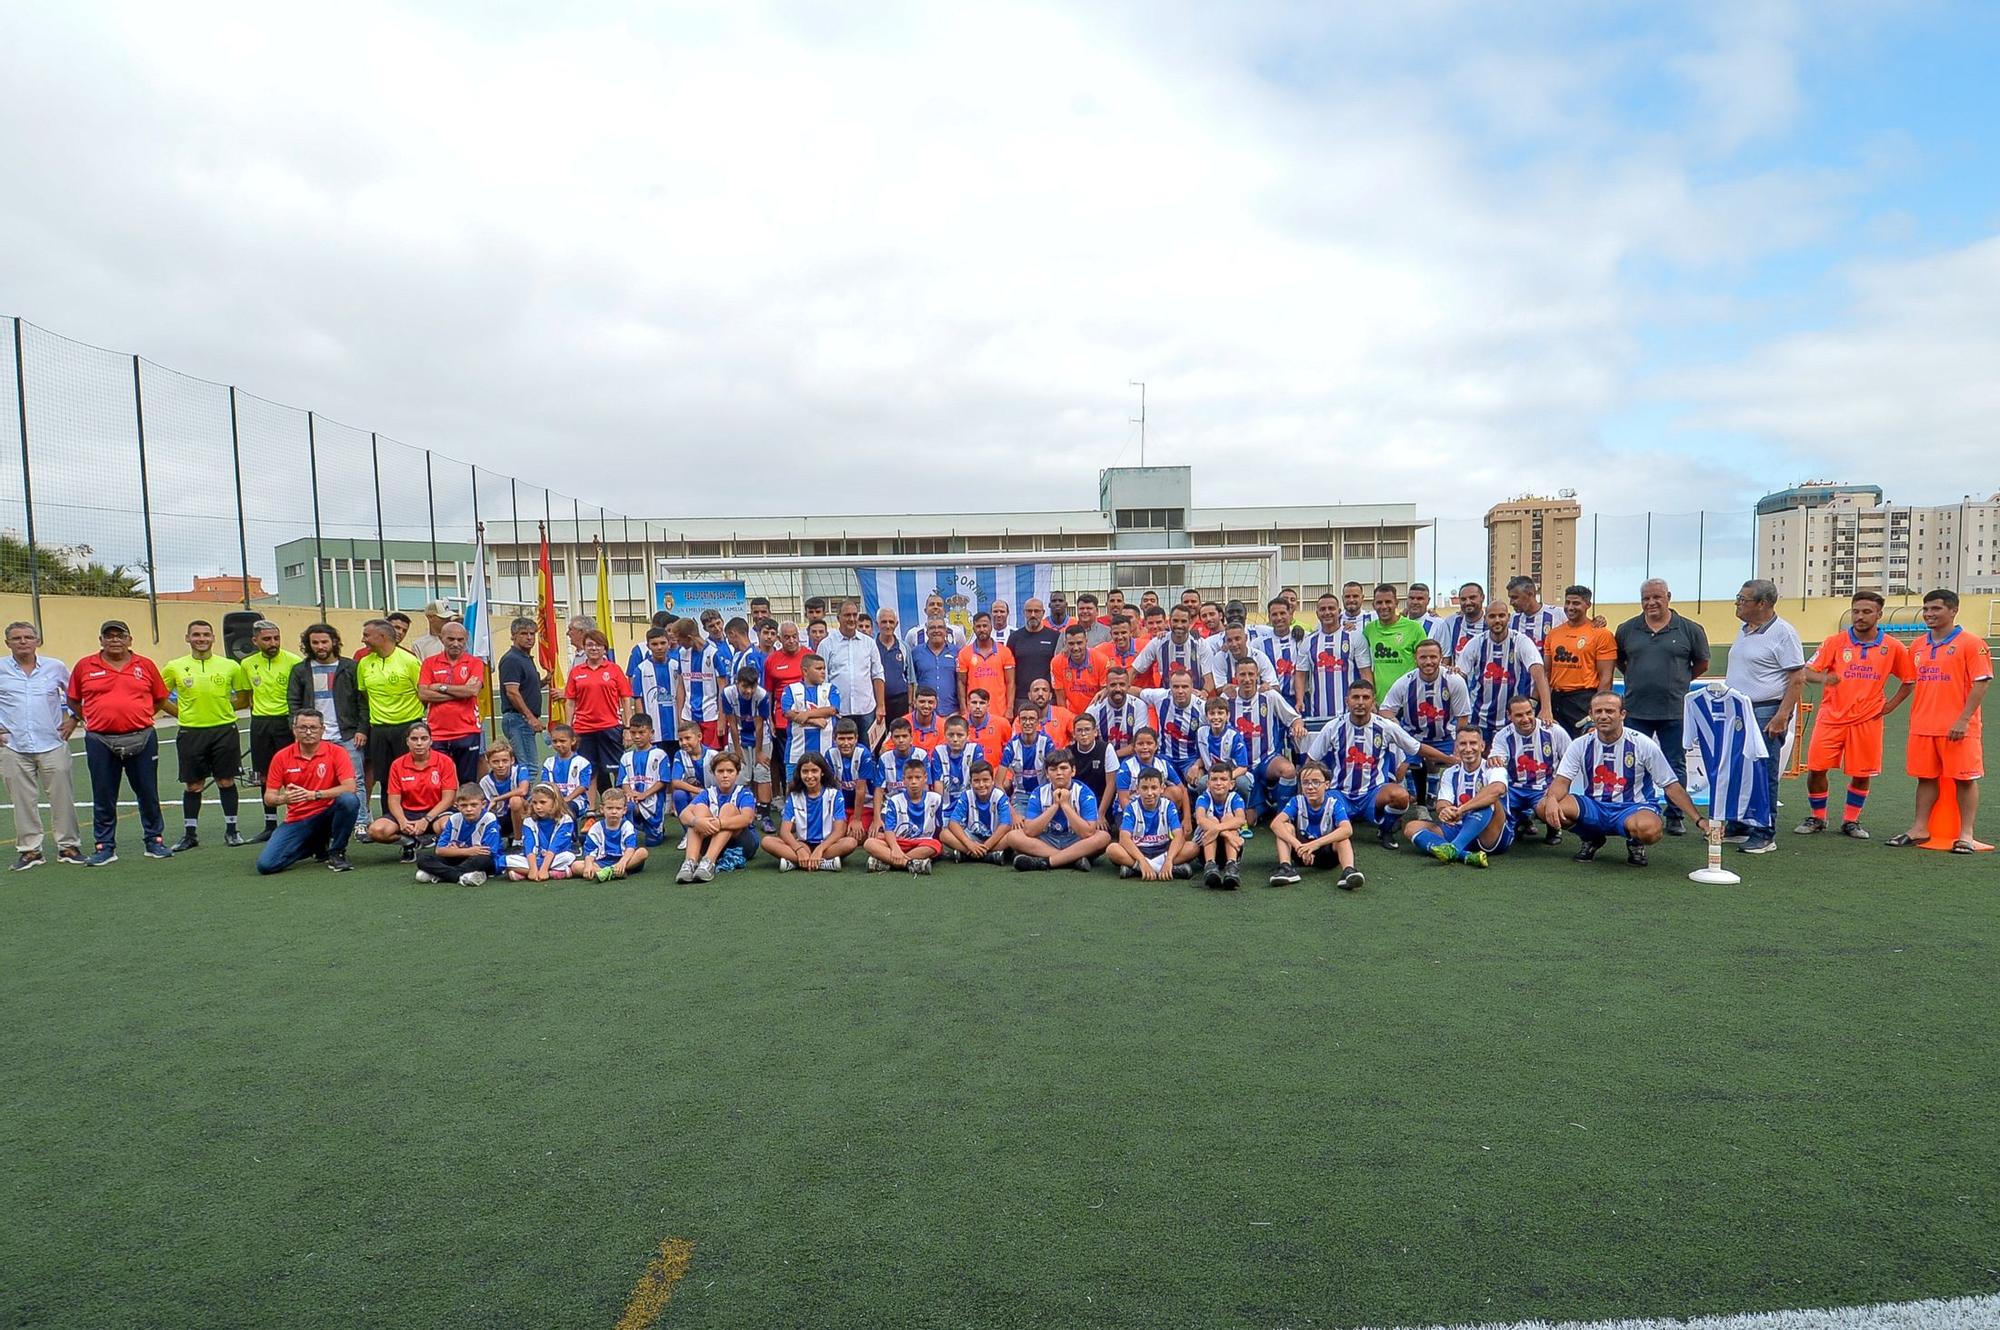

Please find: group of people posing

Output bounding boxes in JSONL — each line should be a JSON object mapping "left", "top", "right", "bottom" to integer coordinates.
{"left": 0, "top": 573, "right": 1984, "bottom": 882}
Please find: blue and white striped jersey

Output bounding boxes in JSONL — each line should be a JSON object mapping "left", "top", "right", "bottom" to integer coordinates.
{"left": 1225, "top": 688, "right": 1301, "bottom": 768}
{"left": 785, "top": 787, "right": 846, "bottom": 843}
{"left": 668, "top": 747, "right": 717, "bottom": 796}
{"left": 521, "top": 815, "right": 575, "bottom": 857}
{"left": 1429, "top": 613, "right": 1483, "bottom": 661}
{"left": 1380, "top": 670, "right": 1472, "bottom": 748}
{"left": 827, "top": 747, "right": 881, "bottom": 812}
{"left": 1306, "top": 715, "right": 1420, "bottom": 799}
{"left": 700, "top": 784, "right": 759, "bottom": 818}
{"left": 1301, "top": 629, "right": 1372, "bottom": 716}
{"left": 1132, "top": 631, "right": 1204, "bottom": 684}
{"left": 1086, "top": 695, "right": 1154, "bottom": 750}
{"left": 1000, "top": 731, "right": 1052, "bottom": 795}
{"left": 676, "top": 641, "right": 728, "bottom": 723}
{"left": 1556, "top": 729, "right": 1677, "bottom": 807}
{"left": 1029, "top": 781, "right": 1099, "bottom": 835}
{"left": 1509, "top": 605, "right": 1562, "bottom": 653}
{"left": 1438, "top": 762, "right": 1505, "bottom": 807}
{"left": 583, "top": 818, "right": 639, "bottom": 860}
{"left": 927, "top": 743, "right": 979, "bottom": 800}
{"left": 1120, "top": 798, "right": 1182, "bottom": 848}
{"left": 479, "top": 766, "right": 525, "bottom": 812}
{"left": 628, "top": 654, "right": 678, "bottom": 737}
{"left": 1683, "top": 687, "right": 1770, "bottom": 826}
{"left": 882, "top": 789, "right": 945, "bottom": 838}
{"left": 780, "top": 680, "right": 841, "bottom": 763}
{"left": 1203, "top": 647, "right": 1276, "bottom": 694}
{"left": 1114, "top": 756, "right": 1183, "bottom": 794}
{"left": 1281, "top": 791, "right": 1351, "bottom": 839}
{"left": 1195, "top": 723, "right": 1251, "bottom": 772}
{"left": 1138, "top": 688, "right": 1205, "bottom": 768}
{"left": 1194, "top": 790, "right": 1246, "bottom": 825}
{"left": 949, "top": 790, "right": 1014, "bottom": 839}
{"left": 434, "top": 809, "right": 503, "bottom": 858}
{"left": 1487, "top": 721, "right": 1570, "bottom": 795}
{"left": 617, "top": 746, "right": 669, "bottom": 828}
{"left": 541, "top": 753, "right": 593, "bottom": 795}
{"left": 719, "top": 683, "right": 771, "bottom": 752}
{"left": 1454, "top": 631, "right": 1544, "bottom": 732}
{"left": 1254, "top": 630, "right": 1308, "bottom": 698}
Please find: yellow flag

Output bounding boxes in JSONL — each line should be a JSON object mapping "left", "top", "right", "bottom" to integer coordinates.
{"left": 596, "top": 537, "right": 616, "bottom": 663}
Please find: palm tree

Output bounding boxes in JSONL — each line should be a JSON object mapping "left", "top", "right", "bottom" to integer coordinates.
{"left": 0, "top": 533, "right": 145, "bottom": 597}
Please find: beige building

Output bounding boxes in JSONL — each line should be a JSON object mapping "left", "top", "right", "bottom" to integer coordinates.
{"left": 1485, "top": 495, "right": 1579, "bottom": 594}
{"left": 1754, "top": 483, "right": 2000, "bottom": 598}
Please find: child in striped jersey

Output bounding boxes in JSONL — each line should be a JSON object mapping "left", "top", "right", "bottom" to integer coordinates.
{"left": 764, "top": 752, "right": 857, "bottom": 872}
{"left": 1000, "top": 702, "right": 1053, "bottom": 814}
{"left": 1108, "top": 766, "right": 1194, "bottom": 881}
{"left": 416, "top": 784, "right": 504, "bottom": 885}
{"left": 616, "top": 713, "right": 671, "bottom": 846}
{"left": 827, "top": 720, "right": 880, "bottom": 839}
{"left": 718, "top": 664, "right": 773, "bottom": 812}
{"left": 928, "top": 714, "right": 979, "bottom": 804}
{"left": 1268, "top": 761, "right": 1364, "bottom": 889}
{"left": 1193, "top": 765, "right": 1247, "bottom": 889}
{"left": 942, "top": 760, "right": 1014, "bottom": 864}
{"left": 1408, "top": 724, "right": 1512, "bottom": 867}
{"left": 539, "top": 724, "right": 594, "bottom": 823}
{"left": 478, "top": 742, "right": 528, "bottom": 848}
{"left": 1110, "top": 727, "right": 1189, "bottom": 822}
{"left": 865, "top": 757, "right": 946, "bottom": 875}
{"left": 667, "top": 718, "right": 719, "bottom": 851}
{"left": 572, "top": 787, "right": 649, "bottom": 881}
{"left": 506, "top": 783, "right": 576, "bottom": 882}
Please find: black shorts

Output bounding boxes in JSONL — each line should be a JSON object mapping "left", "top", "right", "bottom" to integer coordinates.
{"left": 177, "top": 722, "right": 242, "bottom": 783}
{"left": 250, "top": 713, "right": 293, "bottom": 781}
{"left": 1552, "top": 690, "right": 1593, "bottom": 735}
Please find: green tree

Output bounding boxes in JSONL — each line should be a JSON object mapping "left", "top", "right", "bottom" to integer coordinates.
{"left": 0, "top": 533, "right": 144, "bottom": 597}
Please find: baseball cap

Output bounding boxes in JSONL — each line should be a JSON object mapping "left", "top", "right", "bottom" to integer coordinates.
{"left": 99, "top": 619, "right": 131, "bottom": 636}
{"left": 422, "top": 599, "right": 460, "bottom": 619}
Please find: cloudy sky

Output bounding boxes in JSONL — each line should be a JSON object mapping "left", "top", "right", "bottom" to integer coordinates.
{"left": 3, "top": 0, "right": 1997, "bottom": 532}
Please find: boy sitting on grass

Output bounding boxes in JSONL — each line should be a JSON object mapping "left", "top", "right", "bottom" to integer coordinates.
{"left": 865, "top": 758, "right": 946, "bottom": 876}
{"left": 1107, "top": 765, "right": 1195, "bottom": 881}
{"left": 573, "top": 786, "right": 649, "bottom": 881}
{"left": 1006, "top": 748, "right": 1112, "bottom": 872}
{"left": 1193, "top": 765, "right": 1247, "bottom": 889}
{"left": 415, "top": 782, "right": 504, "bottom": 886}
{"left": 941, "top": 759, "right": 1014, "bottom": 865}
{"left": 1268, "top": 760, "right": 1364, "bottom": 890}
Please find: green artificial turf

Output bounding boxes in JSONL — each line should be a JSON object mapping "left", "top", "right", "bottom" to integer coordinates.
{"left": 2, "top": 725, "right": 1995, "bottom": 1329}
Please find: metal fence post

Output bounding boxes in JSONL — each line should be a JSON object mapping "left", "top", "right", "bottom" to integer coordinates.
{"left": 424, "top": 449, "right": 439, "bottom": 601}
{"left": 227, "top": 386, "right": 252, "bottom": 610}
{"left": 1591, "top": 513, "right": 1599, "bottom": 593}
{"left": 306, "top": 412, "right": 327, "bottom": 618}
{"left": 571, "top": 497, "right": 583, "bottom": 619}
{"left": 370, "top": 433, "right": 389, "bottom": 613}
{"left": 1644, "top": 512, "right": 1652, "bottom": 581}
{"left": 510, "top": 478, "right": 524, "bottom": 608}
{"left": 130, "top": 356, "right": 161, "bottom": 641}
{"left": 1696, "top": 511, "right": 1705, "bottom": 610}
{"left": 11, "top": 318, "right": 40, "bottom": 627}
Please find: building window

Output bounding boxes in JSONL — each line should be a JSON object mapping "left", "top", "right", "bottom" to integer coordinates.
{"left": 1380, "top": 541, "right": 1409, "bottom": 559}
{"left": 1343, "top": 542, "right": 1375, "bottom": 560}
{"left": 284, "top": 563, "right": 305, "bottom": 579}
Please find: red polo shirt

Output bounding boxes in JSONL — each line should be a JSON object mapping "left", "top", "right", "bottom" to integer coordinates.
{"left": 763, "top": 648, "right": 808, "bottom": 732}
{"left": 564, "top": 660, "right": 632, "bottom": 733}
{"left": 269, "top": 741, "right": 355, "bottom": 823}
{"left": 388, "top": 752, "right": 450, "bottom": 815}
{"left": 420, "top": 651, "right": 488, "bottom": 740}
{"left": 67, "top": 652, "right": 167, "bottom": 733}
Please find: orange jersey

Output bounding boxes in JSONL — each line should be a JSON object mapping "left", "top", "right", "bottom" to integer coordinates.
{"left": 1050, "top": 653, "right": 1102, "bottom": 715}
{"left": 1909, "top": 629, "right": 1992, "bottom": 737}
{"left": 1089, "top": 639, "right": 1142, "bottom": 685}
{"left": 1037, "top": 704, "right": 1074, "bottom": 748}
{"left": 963, "top": 712, "right": 1012, "bottom": 766}
{"left": 907, "top": 713, "right": 948, "bottom": 754}
{"left": 1544, "top": 623, "right": 1617, "bottom": 694}
{"left": 955, "top": 641, "right": 1014, "bottom": 710}
{"left": 1808, "top": 630, "right": 1914, "bottom": 728}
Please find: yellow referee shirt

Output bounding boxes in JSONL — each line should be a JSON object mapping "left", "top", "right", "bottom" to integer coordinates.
{"left": 239, "top": 648, "right": 303, "bottom": 718}
{"left": 357, "top": 649, "right": 424, "bottom": 726}
{"left": 162, "top": 654, "right": 248, "bottom": 729}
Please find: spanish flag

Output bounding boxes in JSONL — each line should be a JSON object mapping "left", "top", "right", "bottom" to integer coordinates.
{"left": 537, "top": 521, "right": 565, "bottom": 723}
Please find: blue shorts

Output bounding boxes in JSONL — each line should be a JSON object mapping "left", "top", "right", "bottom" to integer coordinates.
{"left": 1572, "top": 796, "right": 1656, "bottom": 839}
{"left": 1043, "top": 828, "right": 1081, "bottom": 851}
{"left": 1505, "top": 788, "right": 1544, "bottom": 820}
{"left": 1350, "top": 783, "right": 1394, "bottom": 825}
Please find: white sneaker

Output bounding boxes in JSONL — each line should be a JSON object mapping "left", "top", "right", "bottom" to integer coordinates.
{"left": 414, "top": 870, "right": 437, "bottom": 883}
{"left": 778, "top": 858, "right": 795, "bottom": 873}
{"left": 695, "top": 858, "right": 716, "bottom": 882}
{"left": 915, "top": 857, "right": 932, "bottom": 875}
{"left": 823, "top": 856, "right": 842, "bottom": 872}
{"left": 677, "top": 833, "right": 689, "bottom": 851}
{"left": 867, "top": 855, "right": 884, "bottom": 873}
{"left": 459, "top": 871, "right": 487, "bottom": 886}
{"left": 676, "top": 859, "right": 696, "bottom": 883}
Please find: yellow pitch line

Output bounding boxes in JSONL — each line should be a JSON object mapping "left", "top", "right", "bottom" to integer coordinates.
{"left": 614, "top": 1238, "right": 693, "bottom": 1330}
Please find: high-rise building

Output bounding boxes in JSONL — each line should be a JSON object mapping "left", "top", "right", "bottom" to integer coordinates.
{"left": 1754, "top": 483, "right": 2000, "bottom": 597}
{"left": 1485, "top": 495, "right": 1579, "bottom": 594}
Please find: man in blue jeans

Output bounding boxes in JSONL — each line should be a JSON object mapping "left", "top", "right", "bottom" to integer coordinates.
{"left": 66, "top": 620, "right": 173, "bottom": 865}
{"left": 255, "top": 711, "right": 360, "bottom": 874}
{"left": 1614, "top": 579, "right": 1710, "bottom": 837}
{"left": 498, "top": 616, "right": 546, "bottom": 772}
{"left": 1724, "top": 579, "right": 1806, "bottom": 854}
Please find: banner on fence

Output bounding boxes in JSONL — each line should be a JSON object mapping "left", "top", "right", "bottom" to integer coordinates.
{"left": 855, "top": 565, "right": 1053, "bottom": 636}
{"left": 655, "top": 580, "right": 749, "bottom": 621}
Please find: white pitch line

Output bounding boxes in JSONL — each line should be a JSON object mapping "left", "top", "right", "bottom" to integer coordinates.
{"left": 1364, "top": 1293, "right": 2000, "bottom": 1330}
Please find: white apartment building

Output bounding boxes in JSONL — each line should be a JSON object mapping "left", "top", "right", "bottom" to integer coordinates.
{"left": 1755, "top": 483, "right": 2000, "bottom": 598}
{"left": 483, "top": 466, "right": 1432, "bottom": 620}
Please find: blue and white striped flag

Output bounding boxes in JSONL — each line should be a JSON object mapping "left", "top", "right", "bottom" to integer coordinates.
{"left": 854, "top": 565, "right": 1053, "bottom": 635}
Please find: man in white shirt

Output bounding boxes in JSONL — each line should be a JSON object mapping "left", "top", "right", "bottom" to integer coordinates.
{"left": 823, "top": 599, "right": 887, "bottom": 743}
{"left": 0, "top": 621, "right": 83, "bottom": 869}
{"left": 1723, "top": 578, "right": 1806, "bottom": 854}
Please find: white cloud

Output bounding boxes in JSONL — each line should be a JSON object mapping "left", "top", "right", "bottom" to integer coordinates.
{"left": 0, "top": 0, "right": 1919, "bottom": 535}
{"left": 1666, "top": 234, "right": 2000, "bottom": 499}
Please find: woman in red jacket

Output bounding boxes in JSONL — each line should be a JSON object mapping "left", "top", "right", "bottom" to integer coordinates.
{"left": 367, "top": 721, "right": 452, "bottom": 862}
